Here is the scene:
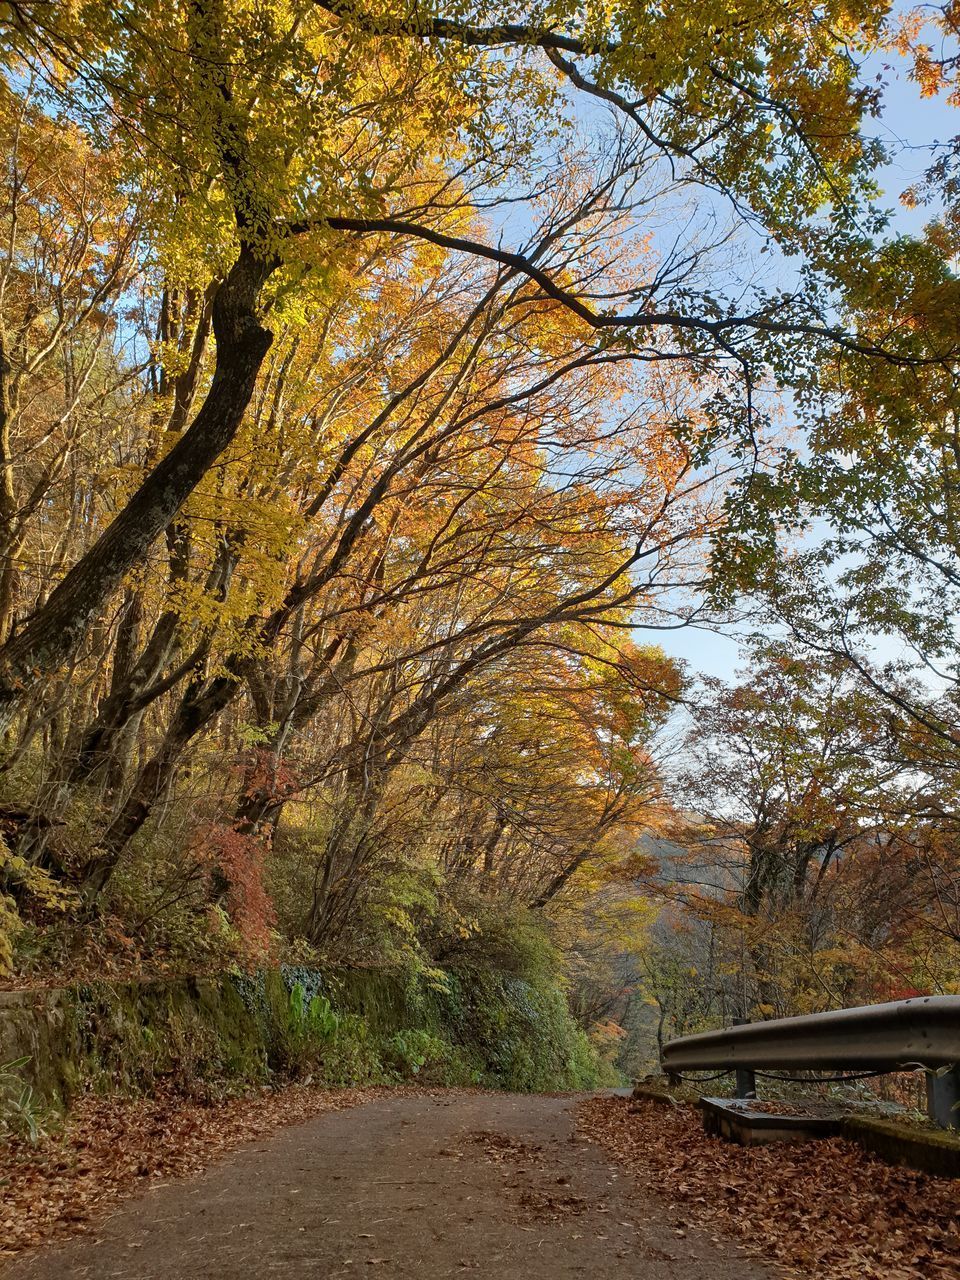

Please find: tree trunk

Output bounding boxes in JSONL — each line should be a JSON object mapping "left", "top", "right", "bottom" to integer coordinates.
{"left": 0, "top": 246, "right": 275, "bottom": 731}
{"left": 0, "top": 321, "right": 21, "bottom": 646}
{"left": 79, "top": 668, "right": 240, "bottom": 898}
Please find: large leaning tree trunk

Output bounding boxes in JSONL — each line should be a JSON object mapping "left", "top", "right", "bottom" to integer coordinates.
{"left": 0, "top": 245, "right": 275, "bottom": 733}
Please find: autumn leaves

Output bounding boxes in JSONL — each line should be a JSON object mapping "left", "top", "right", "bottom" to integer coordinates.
{"left": 0, "top": 0, "right": 954, "bottom": 991}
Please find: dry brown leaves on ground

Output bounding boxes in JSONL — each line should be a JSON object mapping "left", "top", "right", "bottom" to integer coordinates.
{"left": 578, "top": 1095, "right": 960, "bottom": 1280}
{"left": 465, "top": 1130, "right": 544, "bottom": 1162}
{"left": 0, "top": 1083, "right": 381, "bottom": 1256}
{"left": 463, "top": 1130, "right": 597, "bottom": 1226}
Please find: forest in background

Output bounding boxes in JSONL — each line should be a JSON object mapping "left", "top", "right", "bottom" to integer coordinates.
{"left": 0, "top": 0, "right": 958, "bottom": 1088}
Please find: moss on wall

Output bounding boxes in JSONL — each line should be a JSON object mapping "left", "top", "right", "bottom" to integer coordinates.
{"left": 0, "top": 989, "right": 78, "bottom": 1106}
{"left": 0, "top": 962, "right": 608, "bottom": 1114}
{"left": 841, "top": 1115, "right": 960, "bottom": 1178}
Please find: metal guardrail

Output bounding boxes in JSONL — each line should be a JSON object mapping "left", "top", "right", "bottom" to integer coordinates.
{"left": 661, "top": 995, "right": 960, "bottom": 1128}
{"left": 661, "top": 995, "right": 960, "bottom": 1073}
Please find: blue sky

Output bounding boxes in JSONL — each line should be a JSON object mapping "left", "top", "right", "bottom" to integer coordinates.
{"left": 650, "top": 43, "right": 959, "bottom": 684}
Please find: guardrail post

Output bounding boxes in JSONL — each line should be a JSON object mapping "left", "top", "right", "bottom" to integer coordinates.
{"left": 733, "top": 1018, "right": 757, "bottom": 1097}
{"left": 735, "top": 1065, "right": 757, "bottom": 1098}
{"left": 926, "top": 1066, "right": 960, "bottom": 1129}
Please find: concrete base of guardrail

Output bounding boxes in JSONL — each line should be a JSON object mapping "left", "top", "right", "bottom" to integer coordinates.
{"left": 631, "top": 1078, "right": 704, "bottom": 1107}
{"left": 700, "top": 1096, "right": 842, "bottom": 1146}
{"left": 697, "top": 1098, "right": 960, "bottom": 1176}
{"left": 629, "top": 1078, "right": 960, "bottom": 1176}
{"left": 841, "top": 1116, "right": 960, "bottom": 1178}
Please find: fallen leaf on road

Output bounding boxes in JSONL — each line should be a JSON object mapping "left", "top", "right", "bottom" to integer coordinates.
{"left": 578, "top": 1096, "right": 959, "bottom": 1280}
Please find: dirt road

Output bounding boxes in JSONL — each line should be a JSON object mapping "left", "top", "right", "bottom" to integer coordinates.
{"left": 3, "top": 1091, "right": 780, "bottom": 1279}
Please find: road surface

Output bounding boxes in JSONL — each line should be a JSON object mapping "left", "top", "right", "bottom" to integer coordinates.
{"left": 4, "top": 1090, "right": 780, "bottom": 1279}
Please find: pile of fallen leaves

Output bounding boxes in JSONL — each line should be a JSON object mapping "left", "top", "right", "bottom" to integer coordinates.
{"left": 0, "top": 1083, "right": 380, "bottom": 1256}
{"left": 740, "top": 1100, "right": 841, "bottom": 1119}
{"left": 466, "top": 1129, "right": 544, "bottom": 1162}
{"left": 463, "top": 1130, "right": 593, "bottom": 1226}
{"left": 578, "top": 1096, "right": 960, "bottom": 1280}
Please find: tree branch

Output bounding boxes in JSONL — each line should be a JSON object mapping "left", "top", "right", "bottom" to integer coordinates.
{"left": 304, "top": 215, "right": 947, "bottom": 366}
{"left": 312, "top": 0, "right": 617, "bottom": 54}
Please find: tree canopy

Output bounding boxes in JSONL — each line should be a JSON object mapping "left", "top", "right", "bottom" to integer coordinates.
{"left": 0, "top": 0, "right": 956, "bottom": 1088}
